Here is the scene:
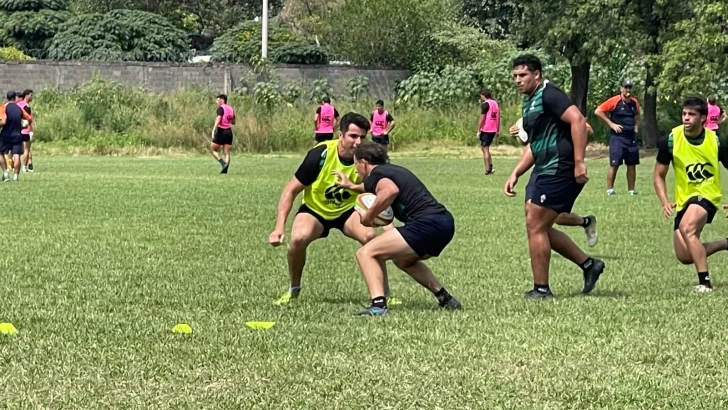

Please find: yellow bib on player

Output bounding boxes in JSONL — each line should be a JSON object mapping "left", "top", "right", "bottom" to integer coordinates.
{"left": 302, "top": 139, "right": 361, "bottom": 220}
{"left": 672, "top": 125, "right": 722, "bottom": 211}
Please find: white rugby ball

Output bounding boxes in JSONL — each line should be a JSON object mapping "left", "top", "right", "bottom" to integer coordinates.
{"left": 516, "top": 117, "right": 528, "bottom": 145}
{"left": 354, "top": 193, "right": 394, "bottom": 227}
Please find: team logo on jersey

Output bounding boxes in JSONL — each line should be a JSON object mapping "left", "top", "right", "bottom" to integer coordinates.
{"left": 324, "top": 184, "right": 351, "bottom": 205}
{"left": 685, "top": 163, "right": 714, "bottom": 182}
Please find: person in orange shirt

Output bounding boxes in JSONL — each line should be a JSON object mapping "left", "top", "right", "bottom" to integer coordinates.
{"left": 595, "top": 80, "right": 641, "bottom": 196}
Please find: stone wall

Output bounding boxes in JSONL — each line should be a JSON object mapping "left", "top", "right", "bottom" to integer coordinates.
{"left": 0, "top": 61, "right": 409, "bottom": 99}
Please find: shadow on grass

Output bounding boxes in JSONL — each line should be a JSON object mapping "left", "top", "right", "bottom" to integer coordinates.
{"left": 563, "top": 290, "right": 631, "bottom": 299}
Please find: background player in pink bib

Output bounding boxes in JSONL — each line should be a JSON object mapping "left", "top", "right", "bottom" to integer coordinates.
{"left": 706, "top": 96, "right": 726, "bottom": 132}
{"left": 211, "top": 94, "right": 235, "bottom": 174}
{"left": 477, "top": 89, "right": 500, "bottom": 175}
{"left": 313, "top": 97, "right": 339, "bottom": 143}
{"left": 17, "top": 90, "right": 34, "bottom": 173}
{"left": 370, "top": 100, "right": 395, "bottom": 151}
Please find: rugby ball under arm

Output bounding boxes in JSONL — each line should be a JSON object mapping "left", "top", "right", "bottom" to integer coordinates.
{"left": 354, "top": 193, "right": 394, "bottom": 227}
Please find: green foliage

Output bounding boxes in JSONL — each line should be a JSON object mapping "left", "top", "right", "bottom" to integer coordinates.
{"left": 658, "top": 1, "right": 728, "bottom": 102}
{"left": 321, "top": 0, "right": 456, "bottom": 69}
{"left": 0, "top": 45, "right": 31, "bottom": 59}
{"left": 459, "top": 0, "right": 522, "bottom": 39}
{"left": 421, "top": 23, "right": 515, "bottom": 70}
{"left": 47, "top": 9, "right": 192, "bottom": 61}
{"left": 281, "top": 81, "right": 302, "bottom": 103}
{"left": 307, "top": 78, "right": 333, "bottom": 103}
{"left": 72, "top": 76, "right": 146, "bottom": 132}
{"left": 347, "top": 75, "right": 369, "bottom": 101}
{"left": 212, "top": 20, "right": 321, "bottom": 64}
{"left": 0, "top": 0, "right": 70, "bottom": 58}
{"left": 270, "top": 43, "right": 328, "bottom": 65}
{"left": 0, "top": 0, "right": 67, "bottom": 11}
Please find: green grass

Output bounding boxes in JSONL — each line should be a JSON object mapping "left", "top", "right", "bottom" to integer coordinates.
{"left": 3, "top": 155, "right": 728, "bottom": 409}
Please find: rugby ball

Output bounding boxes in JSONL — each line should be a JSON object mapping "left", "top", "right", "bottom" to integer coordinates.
{"left": 516, "top": 117, "right": 528, "bottom": 145}
{"left": 354, "top": 193, "right": 394, "bottom": 227}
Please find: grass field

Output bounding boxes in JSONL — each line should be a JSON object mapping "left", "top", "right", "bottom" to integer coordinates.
{"left": 3, "top": 155, "right": 728, "bottom": 409}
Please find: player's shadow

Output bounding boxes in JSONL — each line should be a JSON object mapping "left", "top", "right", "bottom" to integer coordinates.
{"left": 564, "top": 290, "right": 631, "bottom": 299}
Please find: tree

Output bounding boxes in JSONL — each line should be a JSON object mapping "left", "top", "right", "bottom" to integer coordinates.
{"left": 320, "top": 0, "right": 456, "bottom": 68}
{"left": 47, "top": 9, "right": 193, "bottom": 61}
{"left": 69, "top": 0, "right": 284, "bottom": 35}
{"left": 0, "top": 0, "right": 71, "bottom": 58}
{"left": 459, "top": 0, "right": 522, "bottom": 40}
{"left": 516, "top": 0, "right": 637, "bottom": 115}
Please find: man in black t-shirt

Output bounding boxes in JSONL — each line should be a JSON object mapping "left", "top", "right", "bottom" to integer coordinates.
{"left": 335, "top": 142, "right": 462, "bottom": 316}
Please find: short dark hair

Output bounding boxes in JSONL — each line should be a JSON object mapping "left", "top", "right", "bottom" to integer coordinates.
{"left": 216, "top": 94, "right": 227, "bottom": 103}
{"left": 375, "top": 99, "right": 384, "bottom": 106}
{"left": 323, "top": 96, "right": 331, "bottom": 104}
{"left": 708, "top": 95, "right": 717, "bottom": 104}
{"left": 354, "top": 141, "right": 389, "bottom": 165}
{"left": 683, "top": 96, "right": 708, "bottom": 116}
{"left": 480, "top": 89, "right": 492, "bottom": 99}
{"left": 15, "top": 91, "right": 24, "bottom": 98}
{"left": 339, "top": 112, "right": 370, "bottom": 133}
{"left": 22, "top": 89, "right": 32, "bottom": 96}
{"left": 6, "top": 90, "right": 16, "bottom": 101}
{"left": 512, "top": 54, "right": 542, "bottom": 74}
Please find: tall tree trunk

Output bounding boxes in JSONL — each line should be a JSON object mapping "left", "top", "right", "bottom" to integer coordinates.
{"left": 569, "top": 61, "right": 591, "bottom": 115}
{"left": 642, "top": 70, "right": 658, "bottom": 148}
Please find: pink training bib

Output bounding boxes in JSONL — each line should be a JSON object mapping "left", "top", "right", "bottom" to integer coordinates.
{"left": 219, "top": 104, "right": 235, "bottom": 129}
{"left": 481, "top": 98, "right": 500, "bottom": 133}
{"left": 372, "top": 110, "right": 388, "bottom": 136}
{"left": 316, "top": 103, "right": 335, "bottom": 133}
{"left": 707, "top": 103, "right": 720, "bottom": 131}
{"left": 16, "top": 100, "right": 30, "bottom": 135}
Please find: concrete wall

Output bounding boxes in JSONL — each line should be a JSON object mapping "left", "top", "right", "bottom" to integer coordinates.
{"left": 0, "top": 61, "right": 409, "bottom": 99}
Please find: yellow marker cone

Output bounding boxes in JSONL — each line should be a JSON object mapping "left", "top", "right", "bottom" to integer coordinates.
{"left": 171, "top": 323, "right": 192, "bottom": 334}
{"left": 0, "top": 322, "right": 18, "bottom": 335}
{"left": 245, "top": 321, "right": 275, "bottom": 330}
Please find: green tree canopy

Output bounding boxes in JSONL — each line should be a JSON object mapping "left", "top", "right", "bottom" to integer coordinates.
{"left": 0, "top": 0, "right": 71, "bottom": 58}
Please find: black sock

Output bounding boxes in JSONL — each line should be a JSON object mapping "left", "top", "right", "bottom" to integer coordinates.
{"left": 579, "top": 257, "right": 594, "bottom": 271}
{"left": 581, "top": 217, "right": 591, "bottom": 228}
{"left": 218, "top": 158, "right": 225, "bottom": 165}
{"left": 434, "top": 288, "right": 451, "bottom": 304}
{"left": 698, "top": 272, "right": 712, "bottom": 287}
{"left": 371, "top": 296, "right": 387, "bottom": 309}
{"left": 534, "top": 283, "right": 550, "bottom": 294}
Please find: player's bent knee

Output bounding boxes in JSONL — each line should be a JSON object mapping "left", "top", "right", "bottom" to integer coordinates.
{"left": 289, "top": 232, "right": 316, "bottom": 248}
{"left": 676, "top": 253, "right": 693, "bottom": 265}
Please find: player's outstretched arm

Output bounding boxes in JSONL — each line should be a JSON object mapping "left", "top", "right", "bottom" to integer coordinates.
{"left": 332, "top": 170, "right": 364, "bottom": 193}
{"left": 270, "top": 178, "right": 306, "bottom": 246}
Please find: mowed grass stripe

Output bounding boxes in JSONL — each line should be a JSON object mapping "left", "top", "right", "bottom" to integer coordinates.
{"left": 1, "top": 156, "right": 728, "bottom": 409}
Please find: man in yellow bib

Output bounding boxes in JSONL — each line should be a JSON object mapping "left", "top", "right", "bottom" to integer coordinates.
{"left": 654, "top": 97, "right": 728, "bottom": 293}
{"left": 269, "top": 113, "right": 396, "bottom": 305}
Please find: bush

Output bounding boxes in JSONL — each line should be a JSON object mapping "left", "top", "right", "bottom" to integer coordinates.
{"left": 47, "top": 10, "right": 192, "bottom": 62}
{"left": 0, "top": 0, "right": 71, "bottom": 58}
{"left": 270, "top": 43, "right": 328, "bottom": 65}
{"left": 0, "top": 46, "right": 31, "bottom": 59}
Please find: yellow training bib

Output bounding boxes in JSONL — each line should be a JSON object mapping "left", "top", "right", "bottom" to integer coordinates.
{"left": 672, "top": 125, "right": 721, "bottom": 211}
{"left": 302, "top": 139, "right": 361, "bottom": 220}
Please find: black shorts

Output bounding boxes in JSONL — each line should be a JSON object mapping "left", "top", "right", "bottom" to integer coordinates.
{"left": 397, "top": 211, "right": 455, "bottom": 258}
{"left": 21, "top": 134, "right": 30, "bottom": 142}
{"left": 0, "top": 139, "right": 23, "bottom": 156}
{"left": 479, "top": 132, "right": 496, "bottom": 147}
{"left": 609, "top": 137, "right": 640, "bottom": 166}
{"left": 213, "top": 128, "right": 233, "bottom": 146}
{"left": 314, "top": 133, "right": 334, "bottom": 143}
{"left": 525, "top": 173, "right": 585, "bottom": 215}
{"left": 674, "top": 196, "right": 718, "bottom": 230}
{"left": 297, "top": 204, "right": 354, "bottom": 238}
{"left": 372, "top": 135, "right": 389, "bottom": 145}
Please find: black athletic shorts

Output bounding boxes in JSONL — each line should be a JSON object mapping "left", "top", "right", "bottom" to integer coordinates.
{"left": 372, "top": 134, "right": 390, "bottom": 145}
{"left": 609, "top": 137, "right": 640, "bottom": 166}
{"left": 674, "top": 196, "right": 717, "bottom": 230}
{"left": 0, "top": 138, "right": 23, "bottom": 156}
{"left": 314, "top": 133, "right": 334, "bottom": 143}
{"left": 297, "top": 204, "right": 354, "bottom": 238}
{"left": 21, "top": 134, "right": 30, "bottom": 143}
{"left": 525, "top": 173, "right": 585, "bottom": 215}
{"left": 479, "top": 132, "right": 496, "bottom": 147}
{"left": 213, "top": 128, "right": 233, "bottom": 145}
{"left": 397, "top": 211, "right": 455, "bottom": 258}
